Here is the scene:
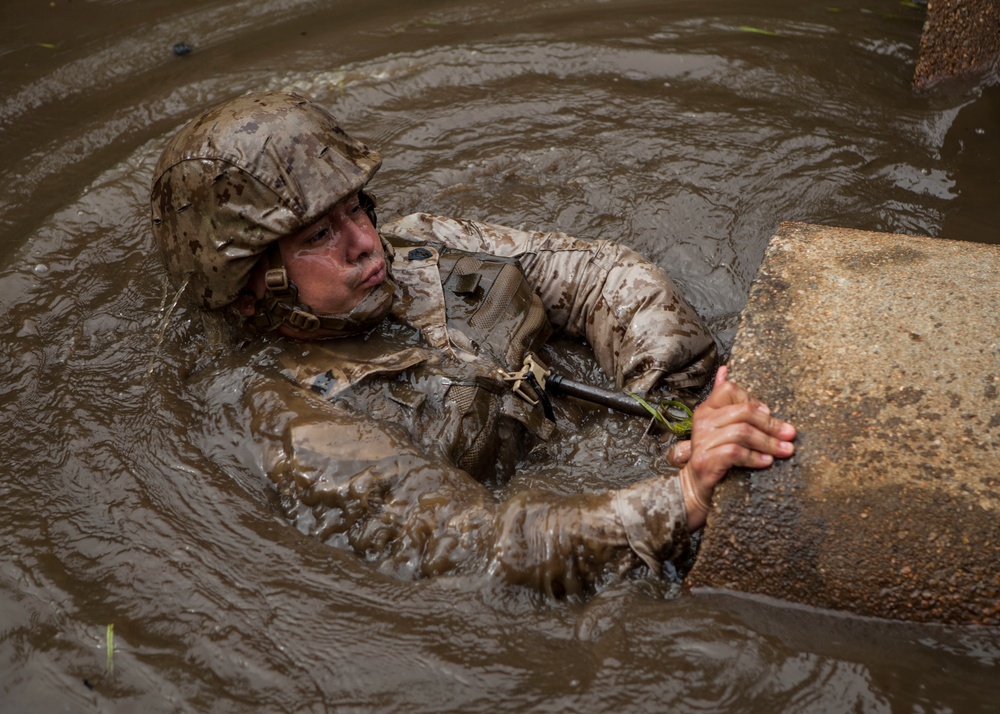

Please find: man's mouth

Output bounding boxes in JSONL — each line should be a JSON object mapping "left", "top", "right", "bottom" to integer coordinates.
{"left": 359, "top": 260, "right": 386, "bottom": 290}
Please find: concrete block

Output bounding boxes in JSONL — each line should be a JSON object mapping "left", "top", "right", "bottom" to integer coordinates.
{"left": 687, "top": 222, "right": 1000, "bottom": 625}
{"left": 914, "top": 0, "right": 1000, "bottom": 91}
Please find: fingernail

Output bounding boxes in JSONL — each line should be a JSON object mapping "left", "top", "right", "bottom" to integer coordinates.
{"left": 757, "top": 403, "right": 771, "bottom": 414}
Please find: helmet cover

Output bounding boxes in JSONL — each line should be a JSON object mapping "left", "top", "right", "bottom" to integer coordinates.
{"left": 150, "top": 91, "right": 382, "bottom": 309}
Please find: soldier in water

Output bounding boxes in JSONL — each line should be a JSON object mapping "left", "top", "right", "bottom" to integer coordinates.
{"left": 150, "top": 91, "right": 795, "bottom": 597}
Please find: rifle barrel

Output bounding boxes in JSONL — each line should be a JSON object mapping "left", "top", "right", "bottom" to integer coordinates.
{"left": 546, "top": 373, "right": 652, "bottom": 418}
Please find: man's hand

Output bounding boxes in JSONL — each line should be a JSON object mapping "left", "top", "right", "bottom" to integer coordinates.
{"left": 675, "top": 366, "right": 796, "bottom": 530}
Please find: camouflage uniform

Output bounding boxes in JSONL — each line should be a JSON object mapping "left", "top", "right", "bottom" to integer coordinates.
{"left": 248, "top": 212, "right": 716, "bottom": 596}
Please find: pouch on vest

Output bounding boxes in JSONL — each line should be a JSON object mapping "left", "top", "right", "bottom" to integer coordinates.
{"left": 386, "top": 235, "right": 556, "bottom": 478}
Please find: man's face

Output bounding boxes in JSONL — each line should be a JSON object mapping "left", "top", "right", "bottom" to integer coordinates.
{"left": 274, "top": 192, "right": 388, "bottom": 313}
{"left": 243, "top": 192, "right": 389, "bottom": 338}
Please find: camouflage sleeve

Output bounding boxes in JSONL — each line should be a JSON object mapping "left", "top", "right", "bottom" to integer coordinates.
{"left": 247, "top": 376, "right": 689, "bottom": 596}
{"left": 381, "top": 213, "right": 717, "bottom": 392}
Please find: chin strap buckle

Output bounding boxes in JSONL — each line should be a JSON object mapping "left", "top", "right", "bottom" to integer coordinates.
{"left": 285, "top": 308, "right": 321, "bottom": 332}
{"left": 264, "top": 268, "right": 291, "bottom": 293}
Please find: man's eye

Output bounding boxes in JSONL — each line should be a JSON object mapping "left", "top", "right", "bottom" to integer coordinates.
{"left": 308, "top": 228, "right": 329, "bottom": 244}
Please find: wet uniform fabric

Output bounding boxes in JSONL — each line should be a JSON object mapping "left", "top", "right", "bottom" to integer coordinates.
{"left": 247, "top": 212, "right": 717, "bottom": 597}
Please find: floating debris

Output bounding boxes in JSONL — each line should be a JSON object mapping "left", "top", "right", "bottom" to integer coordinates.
{"left": 106, "top": 624, "right": 114, "bottom": 674}
{"left": 628, "top": 394, "right": 694, "bottom": 437}
{"left": 738, "top": 25, "right": 778, "bottom": 36}
{"left": 172, "top": 42, "right": 193, "bottom": 56}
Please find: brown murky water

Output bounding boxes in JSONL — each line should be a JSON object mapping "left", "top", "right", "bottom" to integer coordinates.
{"left": 2, "top": 0, "right": 998, "bottom": 711}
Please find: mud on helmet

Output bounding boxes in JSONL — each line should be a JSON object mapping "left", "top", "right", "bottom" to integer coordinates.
{"left": 150, "top": 90, "right": 394, "bottom": 337}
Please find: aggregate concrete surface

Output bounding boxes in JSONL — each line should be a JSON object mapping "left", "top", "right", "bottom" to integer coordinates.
{"left": 914, "top": 0, "right": 1000, "bottom": 90}
{"left": 687, "top": 222, "right": 1000, "bottom": 625}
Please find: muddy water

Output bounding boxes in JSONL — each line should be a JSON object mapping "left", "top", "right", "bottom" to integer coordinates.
{"left": 2, "top": 0, "right": 998, "bottom": 710}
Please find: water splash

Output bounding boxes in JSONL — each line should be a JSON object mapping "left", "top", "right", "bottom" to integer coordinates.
{"left": 145, "top": 275, "right": 189, "bottom": 377}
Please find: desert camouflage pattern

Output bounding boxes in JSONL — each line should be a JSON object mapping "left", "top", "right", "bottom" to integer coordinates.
{"left": 386, "top": 213, "right": 718, "bottom": 392}
{"left": 149, "top": 91, "right": 381, "bottom": 309}
{"left": 249, "top": 213, "right": 716, "bottom": 595}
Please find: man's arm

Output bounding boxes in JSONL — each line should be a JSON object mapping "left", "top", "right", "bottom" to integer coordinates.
{"left": 248, "top": 365, "right": 794, "bottom": 593}
{"left": 381, "top": 214, "right": 717, "bottom": 393}
{"left": 248, "top": 374, "right": 688, "bottom": 596}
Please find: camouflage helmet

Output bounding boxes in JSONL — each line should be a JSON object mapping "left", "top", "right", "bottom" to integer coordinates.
{"left": 150, "top": 91, "right": 382, "bottom": 310}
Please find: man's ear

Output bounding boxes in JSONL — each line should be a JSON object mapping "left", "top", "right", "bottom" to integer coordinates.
{"left": 236, "top": 291, "right": 257, "bottom": 317}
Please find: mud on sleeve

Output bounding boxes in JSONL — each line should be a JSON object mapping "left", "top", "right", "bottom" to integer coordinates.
{"left": 516, "top": 235, "right": 717, "bottom": 392}
{"left": 488, "top": 473, "right": 690, "bottom": 598}
{"left": 247, "top": 377, "right": 691, "bottom": 592}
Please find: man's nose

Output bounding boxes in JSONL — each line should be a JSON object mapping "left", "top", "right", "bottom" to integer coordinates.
{"left": 343, "top": 221, "right": 376, "bottom": 264}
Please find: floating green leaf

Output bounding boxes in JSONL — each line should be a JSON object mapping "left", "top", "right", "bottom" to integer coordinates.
{"left": 37, "top": 42, "right": 57, "bottom": 49}
{"left": 628, "top": 394, "right": 694, "bottom": 437}
{"left": 738, "top": 25, "right": 778, "bottom": 36}
{"left": 106, "top": 624, "right": 114, "bottom": 674}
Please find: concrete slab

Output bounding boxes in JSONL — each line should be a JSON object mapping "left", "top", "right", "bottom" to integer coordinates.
{"left": 687, "top": 222, "right": 1000, "bottom": 625}
{"left": 914, "top": 0, "right": 1000, "bottom": 91}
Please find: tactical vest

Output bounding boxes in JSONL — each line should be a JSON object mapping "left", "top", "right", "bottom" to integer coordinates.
{"left": 285, "top": 237, "right": 556, "bottom": 484}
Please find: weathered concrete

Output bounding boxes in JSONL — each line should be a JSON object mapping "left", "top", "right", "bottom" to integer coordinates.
{"left": 914, "top": 0, "right": 1000, "bottom": 91}
{"left": 687, "top": 222, "right": 1000, "bottom": 626}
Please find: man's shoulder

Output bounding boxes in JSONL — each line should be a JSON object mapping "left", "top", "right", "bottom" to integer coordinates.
{"left": 382, "top": 213, "right": 484, "bottom": 251}
{"left": 382, "top": 213, "right": 563, "bottom": 257}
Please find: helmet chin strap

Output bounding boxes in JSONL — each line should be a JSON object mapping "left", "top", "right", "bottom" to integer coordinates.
{"left": 250, "top": 241, "right": 396, "bottom": 338}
